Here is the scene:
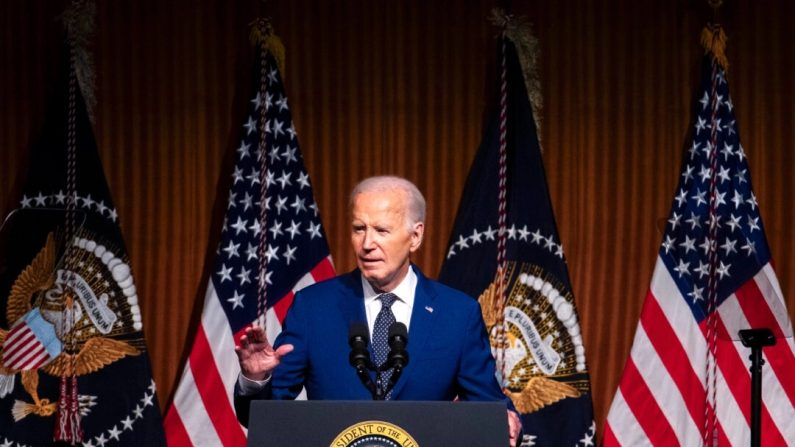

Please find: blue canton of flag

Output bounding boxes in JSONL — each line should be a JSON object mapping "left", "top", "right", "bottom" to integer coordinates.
{"left": 439, "top": 37, "right": 595, "bottom": 447}
{"left": 659, "top": 58, "right": 770, "bottom": 320}
{"left": 605, "top": 44, "right": 795, "bottom": 445}
{"left": 165, "top": 49, "right": 334, "bottom": 447}
{"left": 214, "top": 55, "right": 332, "bottom": 336}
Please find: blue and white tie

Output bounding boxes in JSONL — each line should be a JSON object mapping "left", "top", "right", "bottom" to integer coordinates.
{"left": 372, "top": 292, "right": 398, "bottom": 399}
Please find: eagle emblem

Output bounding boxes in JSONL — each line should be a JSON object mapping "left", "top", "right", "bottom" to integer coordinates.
{"left": 0, "top": 232, "right": 142, "bottom": 421}
{"left": 479, "top": 261, "right": 590, "bottom": 413}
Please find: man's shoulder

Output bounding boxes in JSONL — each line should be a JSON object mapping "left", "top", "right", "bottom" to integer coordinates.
{"left": 415, "top": 269, "right": 478, "bottom": 307}
{"left": 295, "top": 270, "right": 359, "bottom": 299}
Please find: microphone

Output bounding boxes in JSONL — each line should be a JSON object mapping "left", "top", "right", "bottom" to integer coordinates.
{"left": 348, "top": 322, "right": 372, "bottom": 372}
{"left": 387, "top": 322, "right": 409, "bottom": 370}
{"left": 348, "top": 322, "right": 377, "bottom": 399}
{"left": 380, "top": 322, "right": 409, "bottom": 398}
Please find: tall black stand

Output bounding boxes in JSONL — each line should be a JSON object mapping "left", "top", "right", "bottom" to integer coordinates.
{"left": 738, "top": 328, "right": 775, "bottom": 447}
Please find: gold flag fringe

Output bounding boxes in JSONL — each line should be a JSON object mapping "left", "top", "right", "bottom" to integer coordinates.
{"left": 489, "top": 8, "right": 543, "bottom": 147}
{"left": 61, "top": 0, "right": 96, "bottom": 123}
{"left": 700, "top": 24, "right": 729, "bottom": 71}
{"left": 250, "top": 19, "right": 286, "bottom": 76}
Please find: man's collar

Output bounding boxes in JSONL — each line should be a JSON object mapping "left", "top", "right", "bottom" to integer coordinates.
{"left": 361, "top": 265, "right": 417, "bottom": 303}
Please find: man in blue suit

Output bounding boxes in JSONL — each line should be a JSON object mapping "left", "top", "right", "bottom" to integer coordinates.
{"left": 234, "top": 176, "right": 521, "bottom": 444}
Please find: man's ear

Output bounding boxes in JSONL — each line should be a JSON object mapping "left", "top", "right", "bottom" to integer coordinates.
{"left": 409, "top": 222, "right": 424, "bottom": 252}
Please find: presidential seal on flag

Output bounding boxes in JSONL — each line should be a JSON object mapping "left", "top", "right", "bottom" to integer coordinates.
{"left": 0, "top": 231, "right": 142, "bottom": 423}
{"left": 478, "top": 262, "right": 589, "bottom": 414}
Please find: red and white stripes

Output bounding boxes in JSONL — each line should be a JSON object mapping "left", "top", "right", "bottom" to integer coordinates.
{"left": 164, "top": 256, "right": 335, "bottom": 447}
{"left": 2, "top": 322, "right": 53, "bottom": 371}
{"left": 605, "top": 258, "right": 795, "bottom": 446}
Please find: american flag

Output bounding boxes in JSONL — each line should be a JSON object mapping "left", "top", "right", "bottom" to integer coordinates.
{"left": 163, "top": 49, "right": 334, "bottom": 446}
{"left": 604, "top": 45, "right": 795, "bottom": 445}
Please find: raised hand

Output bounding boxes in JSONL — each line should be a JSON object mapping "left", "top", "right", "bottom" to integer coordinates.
{"left": 234, "top": 325, "right": 294, "bottom": 381}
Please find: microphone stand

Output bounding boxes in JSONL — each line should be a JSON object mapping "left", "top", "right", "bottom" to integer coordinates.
{"left": 379, "top": 322, "right": 409, "bottom": 399}
{"left": 348, "top": 322, "right": 380, "bottom": 400}
{"left": 372, "top": 362, "right": 397, "bottom": 401}
{"left": 374, "top": 376, "right": 385, "bottom": 401}
{"left": 354, "top": 362, "right": 379, "bottom": 400}
{"left": 380, "top": 364, "right": 405, "bottom": 399}
{"left": 351, "top": 348, "right": 391, "bottom": 401}
{"left": 738, "top": 328, "right": 775, "bottom": 447}
{"left": 349, "top": 322, "right": 409, "bottom": 400}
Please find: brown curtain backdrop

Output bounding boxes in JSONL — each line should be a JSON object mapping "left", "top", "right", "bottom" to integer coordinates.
{"left": 2, "top": 0, "right": 793, "bottom": 436}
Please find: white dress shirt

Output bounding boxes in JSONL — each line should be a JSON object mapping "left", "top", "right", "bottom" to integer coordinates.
{"left": 361, "top": 265, "right": 416, "bottom": 335}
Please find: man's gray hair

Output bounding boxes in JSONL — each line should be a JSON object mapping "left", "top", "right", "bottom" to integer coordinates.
{"left": 350, "top": 176, "right": 426, "bottom": 227}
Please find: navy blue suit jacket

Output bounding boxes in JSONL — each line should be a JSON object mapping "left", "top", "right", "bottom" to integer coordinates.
{"left": 234, "top": 267, "right": 509, "bottom": 424}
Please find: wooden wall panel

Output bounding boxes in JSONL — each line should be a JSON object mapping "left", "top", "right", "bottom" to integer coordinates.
{"left": 2, "top": 0, "right": 793, "bottom": 438}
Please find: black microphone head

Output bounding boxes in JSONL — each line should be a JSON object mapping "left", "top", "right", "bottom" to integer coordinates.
{"left": 387, "top": 322, "right": 408, "bottom": 340}
{"left": 348, "top": 321, "right": 373, "bottom": 371}
{"left": 348, "top": 321, "right": 369, "bottom": 345}
{"left": 387, "top": 322, "right": 409, "bottom": 369}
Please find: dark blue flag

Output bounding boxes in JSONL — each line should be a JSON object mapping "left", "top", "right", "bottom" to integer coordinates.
{"left": 439, "top": 37, "right": 595, "bottom": 446}
{"left": 0, "top": 40, "right": 166, "bottom": 445}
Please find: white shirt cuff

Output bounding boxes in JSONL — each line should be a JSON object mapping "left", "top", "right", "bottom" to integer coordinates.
{"left": 237, "top": 372, "right": 271, "bottom": 395}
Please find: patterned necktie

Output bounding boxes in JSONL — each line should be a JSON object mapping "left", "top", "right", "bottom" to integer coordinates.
{"left": 372, "top": 292, "right": 398, "bottom": 399}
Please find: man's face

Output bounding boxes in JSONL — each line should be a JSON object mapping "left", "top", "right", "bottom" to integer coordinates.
{"left": 350, "top": 189, "right": 424, "bottom": 292}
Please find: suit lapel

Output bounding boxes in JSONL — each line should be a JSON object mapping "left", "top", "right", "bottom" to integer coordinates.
{"left": 390, "top": 267, "right": 437, "bottom": 398}
{"left": 332, "top": 270, "right": 376, "bottom": 398}
{"left": 335, "top": 269, "right": 367, "bottom": 326}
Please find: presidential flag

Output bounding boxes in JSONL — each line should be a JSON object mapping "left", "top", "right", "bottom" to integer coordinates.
{"left": 163, "top": 26, "right": 335, "bottom": 446}
{"left": 604, "top": 26, "right": 795, "bottom": 446}
{"left": 438, "top": 33, "right": 596, "bottom": 446}
{"left": 0, "top": 37, "right": 165, "bottom": 447}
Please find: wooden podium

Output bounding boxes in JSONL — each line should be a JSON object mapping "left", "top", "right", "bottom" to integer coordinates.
{"left": 246, "top": 400, "right": 508, "bottom": 447}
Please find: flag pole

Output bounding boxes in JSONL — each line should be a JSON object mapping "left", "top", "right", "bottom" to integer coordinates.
{"left": 54, "top": 1, "right": 97, "bottom": 443}
{"left": 249, "top": 18, "right": 285, "bottom": 331}
{"left": 700, "top": 1, "right": 729, "bottom": 441}
{"left": 488, "top": 6, "right": 546, "bottom": 388}
{"left": 254, "top": 18, "right": 272, "bottom": 328}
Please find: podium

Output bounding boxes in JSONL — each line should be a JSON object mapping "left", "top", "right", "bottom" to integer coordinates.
{"left": 246, "top": 400, "right": 508, "bottom": 447}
